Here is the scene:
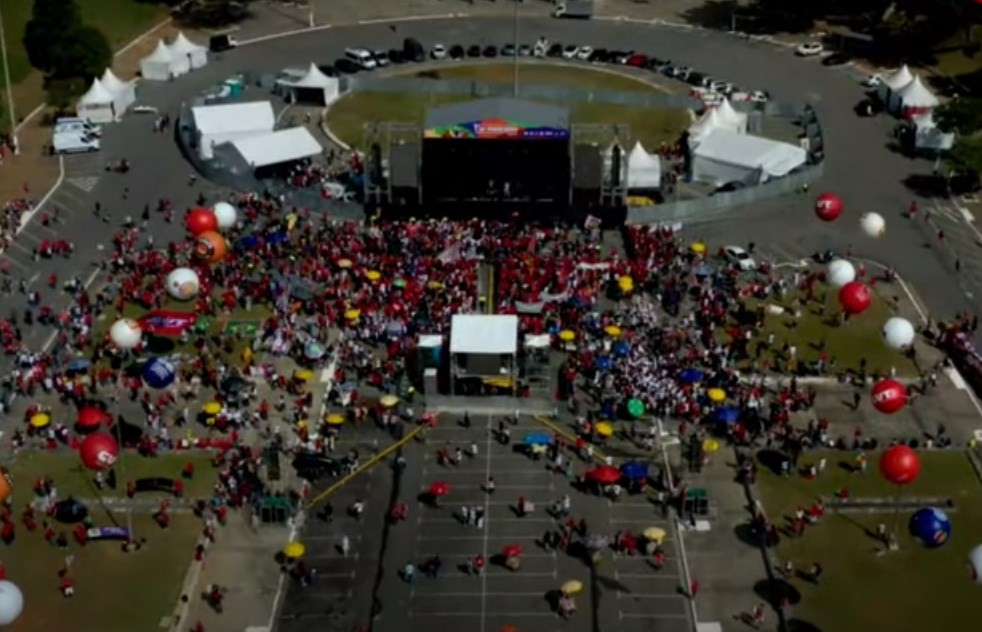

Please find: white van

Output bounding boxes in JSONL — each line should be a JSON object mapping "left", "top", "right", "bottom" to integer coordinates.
{"left": 53, "top": 131, "right": 100, "bottom": 155}
{"left": 55, "top": 117, "right": 101, "bottom": 137}
{"left": 344, "top": 48, "right": 377, "bottom": 70}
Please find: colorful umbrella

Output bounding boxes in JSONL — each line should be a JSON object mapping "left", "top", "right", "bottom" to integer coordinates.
{"left": 203, "top": 402, "right": 222, "bottom": 416}
{"left": 502, "top": 543, "right": 523, "bottom": 558}
{"left": 393, "top": 278, "right": 407, "bottom": 288}
{"left": 702, "top": 438, "right": 721, "bottom": 453}
{"left": 380, "top": 394, "right": 400, "bottom": 408}
{"left": 586, "top": 466, "right": 621, "bottom": 484}
{"left": 558, "top": 330, "right": 576, "bottom": 342}
{"left": 304, "top": 340, "right": 326, "bottom": 360}
{"left": 337, "top": 258, "right": 353, "bottom": 269}
{"left": 604, "top": 325, "right": 622, "bottom": 337}
{"left": 627, "top": 398, "right": 645, "bottom": 418}
{"left": 620, "top": 462, "right": 648, "bottom": 480}
{"left": 429, "top": 481, "right": 450, "bottom": 497}
{"left": 344, "top": 309, "right": 361, "bottom": 321}
{"left": 561, "top": 580, "right": 584, "bottom": 595}
{"left": 283, "top": 541, "right": 306, "bottom": 558}
{"left": 427, "top": 281, "right": 444, "bottom": 290}
{"left": 595, "top": 422, "right": 614, "bottom": 438}
{"left": 618, "top": 276, "right": 634, "bottom": 293}
{"left": 678, "top": 368, "right": 704, "bottom": 384}
{"left": 715, "top": 406, "right": 739, "bottom": 424}
{"left": 707, "top": 388, "right": 726, "bottom": 403}
{"left": 691, "top": 242, "right": 707, "bottom": 254}
{"left": 522, "top": 433, "right": 553, "bottom": 446}
{"left": 326, "top": 413, "right": 345, "bottom": 426}
{"left": 366, "top": 270, "right": 382, "bottom": 281}
{"left": 76, "top": 407, "right": 107, "bottom": 430}
{"left": 295, "top": 369, "right": 314, "bottom": 382}
{"left": 643, "top": 527, "right": 666, "bottom": 543}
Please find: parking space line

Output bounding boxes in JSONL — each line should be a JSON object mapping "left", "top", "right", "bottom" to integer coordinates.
{"left": 411, "top": 591, "right": 547, "bottom": 597}
{"left": 619, "top": 613, "right": 689, "bottom": 619}
{"left": 0, "top": 256, "right": 31, "bottom": 272}
{"left": 418, "top": 551, "right": 557, "bottom": 559}
{"left": 315, "top": 572, "right": 357, "bottom": 579}
{"left": 410, "top": 611, "right": 557, "bottom": 618}
{"left": 613, "top": 573, "right": 679, "bottom": 580}
{"left": 617, "top": 594, "right": 683, "bottom": 600}
{"left": 421, "top": 469, "right": 547, "bottom": 475}
{"left": 423, "top": 517, "right": 557, "bottom": 524}
{"left": 438, "top": 501, "right": 554, "bottom": 507}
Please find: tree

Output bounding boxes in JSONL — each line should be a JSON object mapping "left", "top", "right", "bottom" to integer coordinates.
{"left": 51, "top": 26, "right": 112, "bottom": 80}
{"left": 946, "top": 135, "right": 982, "bottom": 180}
{"left": 179, "top": 0, "right": 251, "bottom": 28}
{"left": 935, "top": 98, "right": 982, "bottom": 134}
{"left": 22, "top": 0, "right": 82, "bottom": 73}
{"left": 46, "top": 78, "right": 88, "bottom": 113}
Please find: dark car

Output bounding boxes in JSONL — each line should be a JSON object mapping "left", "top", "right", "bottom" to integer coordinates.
{"left": 855, "top": 98, "right": 883, "bottom": 117}
{"left": 610, "top": 50, "right": 632, "bottom": 64}
{"left": 644, "top": 57, "right": 670, "bottom": 71}
{"left": 686, "top": 72, "right": 711, "bottom": 87}
{"left": 501, "top": 43, "right": 516, "bottom": 56}
{"left": 317, "top": 64, "right": 338, "bottom": 77}
{"left": 403, "top": 37, "right": 426, "bottom": 62}
{"left": 588, "top": 48, "right": 608, "bottom": 62}
{"left": 208, "top": 34, "right": 238, "bottom": 52}
{"left": 483, "top": 45, "right": 498, "bottom": 57}
{"left": 450, "top": 44, "right": 465, "bottom": 59}
{"left": 467, "top": 44, "right": 481, "bottom": 57}
{"left": 822, "top": 52, "right": 851, "bottom": 66}
{"left": 388, "top": 48, "right": 405, "bottom": 63}
{"left": 547, "top": 43, "right": 564, "bottom": 57}
{"left": 335, "top": 58, "right": 361, "bottom": 74}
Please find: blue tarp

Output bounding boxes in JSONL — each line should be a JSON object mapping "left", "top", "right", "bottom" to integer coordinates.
{"left": 522, "top": 433, "right": 553, "bottom": 446}
{"left": 679, "top": 368, "right": 704, "bottom": 384}
{"left": 716, "top": 406, "right": 740, "bottom": 424}
{"left": 620, "top": 462, "right": 649, "bottom": 480}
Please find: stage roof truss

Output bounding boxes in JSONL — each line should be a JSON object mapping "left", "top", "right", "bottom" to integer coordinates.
{"left": 425, "top": 98, "right": 569, "bottom": 130}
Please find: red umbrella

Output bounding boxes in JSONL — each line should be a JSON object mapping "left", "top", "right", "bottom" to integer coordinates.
{"left": 76, "top": 406, "right": 108, "bottom": 430}
{"left": 429, "top": 481, "right": 450, "bottom": 497}
{"left": 502, "top": 543, "right": 523, "bottom": 558}
{"left": 586, "top": 465, "right": 621, "bottom": 484}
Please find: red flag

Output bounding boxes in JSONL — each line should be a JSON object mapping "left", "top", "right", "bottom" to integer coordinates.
{"left": 138, "top": 310, "right": 198, "bottom": 336}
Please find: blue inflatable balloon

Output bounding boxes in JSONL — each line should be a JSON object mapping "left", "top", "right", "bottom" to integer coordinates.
{"left": 142, "top": 357, "right": 177, "bottom": 389}
{"left": 909, "top": 507, "right": 952, "bottom": 548}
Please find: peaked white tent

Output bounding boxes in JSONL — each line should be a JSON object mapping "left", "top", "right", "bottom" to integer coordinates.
{"left": 276, "top": 63, "right": 342, "bottom": 104}
{"left": 884, "top": 65, "right": 913, "bottom": 92}
{"left": 140, "top": 40, "right": 182, "bottom": 81}
{"left": 191, "top": 101, "right": 276, "bottom": 160}
{"left": 691, "top": 129, "right": 807, "bottom": 187}
{"left": 627, "top": 142, "right": 662, "bottom": 190}
{"left": 688, "top": 109, "right": 725, "bottom": 147}
{"left": 897, "top": 75, "right": 939, "bottom": 116}
{"left": 168, "top": 32, "right": 208, "bottom": 69}
{"left": 715, "top": 98, "right": 749, "bottom": 133}
{"left": 911, "top": 112, "right": 955, "bottom": 152}
{"left": 76, "top": 78, "right": 116, "bottom": 124}
{"left": 100, "top": 68, "right": 136, "bottom": 116}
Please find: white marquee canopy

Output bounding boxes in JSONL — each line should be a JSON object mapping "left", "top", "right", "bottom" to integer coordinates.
{"left": 627, "top": 141, "right": 662, "bottom": 189}
{"left": 167, "top": 32, "right": 208, "bottom": 69}
{"left": 276, "top": 63, "right": 342, "bottom": 104}
{"left": 76, "top": 78, "right": 115, "bottom": 124}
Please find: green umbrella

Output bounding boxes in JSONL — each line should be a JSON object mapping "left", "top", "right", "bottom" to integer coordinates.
{"left": 393, "top": 278, "right": 407, "bottom": 288}
{"left": 627, "top": 398, "right": 645, "bottom": 418}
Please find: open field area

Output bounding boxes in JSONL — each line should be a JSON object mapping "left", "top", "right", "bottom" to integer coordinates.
{"left": 326, "top": 62, "right": 690, "bottom": 149}
{"left": 755, "top": 449, "right": 982, "bottom": 631}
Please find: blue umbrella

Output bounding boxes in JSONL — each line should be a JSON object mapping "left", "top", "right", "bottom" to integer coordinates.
{"left": 268, "top": 231, "right": 288, "bottom": 245}
{"left": 522, "top": 433, "right": 553, "bottom": 447}
{"left": 142, "top": 357, "right": 176, "bottom": 389}
{"left": 65, "top": 357, "right": 91, "bottom": 372}
{"left": 596, "top": 356, "right": 613, "bottom": 371}
{"left": 613, "top": 341, "right": 630, "bottom": 358}
{"left": 679, "top": 368, "right": 704, "bottom": 384}
{"left": 620, "top": 462, "right": 649, "bottom": 480}
{"left": 236, "top": 235, "right": 259, "bottom": 250}
{"left": 716, "top": 406, "right": 740, "bottom": 424}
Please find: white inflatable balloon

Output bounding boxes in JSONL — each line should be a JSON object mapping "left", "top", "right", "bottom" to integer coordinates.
{"left": 970, "top": 544, "right": 982, "bottom": 584}
{"left": 0, "top": 580, "right": 24, "bottom": 625}
{"left": 212, "top": 201, "right": 237, "bottom": 230}
{"left": 826, "top": 259, "right": 856, "bottom": 288}
{"left": 883, "top": 317, "right": 916, "bottom": 351}
{"left": 166, "top": 267, "right": 200, "bottom": 301}
{"left": 109, "top": 318, "right": 142, "bottom": 350}
{"left": 860, "top": 212, "right": 886, "bottom": 238}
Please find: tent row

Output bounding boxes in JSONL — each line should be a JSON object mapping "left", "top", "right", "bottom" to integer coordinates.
{"left": 878, "top": 65, "right": 940, "bottom": 118}
{"left": 76, "top": 68, "right": 137, "bottom": 124}
{"left": 687, "top": 98, "right": 748, "bottom": 147}
{"left": 274, "top": 63, "right": 342, "bottom": 105}
{"left": 140, "top": 32, "right": 208, "bottom": 81}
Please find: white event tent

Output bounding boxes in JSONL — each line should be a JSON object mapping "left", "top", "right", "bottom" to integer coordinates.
{"left": 191, "top": 101, "right": 275, "bottom": 160}
{"left": 897, "top": 75, "right": 939, "bottom": 117}
{"left": 226, "top": 127, "right": 323, "bottom": 171}
{"left": 76, "top": 78, "right": 116, "bottom": 124}
{"left": 911, "top": 112, "right": 955, "bottom": 152}
{"left": 168, "top": 32, "right": 208, "bottom": 69}
{"left": 626, "top": 141, "right": 662, "bottom": 190}
{"left": 140, "top": 40, "right": 184, "bottom": 81}
{"left": 687, "top": 102, "right": 747, "bottom": 148}
{"left": 691, "top": 129, "right": 807, "bottom": 187}
{"left": 276, "top": 63, "right": 341, "bottom": 105}
{"left": 100, "top": 68, "right": 136, "bottom": 116}
{"left": 449, "top": 314, "right": 519, "bottom": 395}
{"left": 715, "top": 98, "right": 749, "bottom": 132}
{"left": 879, "top": 64, "right": 913, "bottom": 112}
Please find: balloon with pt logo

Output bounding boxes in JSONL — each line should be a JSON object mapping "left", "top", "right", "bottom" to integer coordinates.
{"left": 142, "top": 357, "right": 177, "bottom": 389}
{"left": 80, "top": 432, "right": 119, "bottom": 471}
{"left": 870, "top": 378, "right": 908, "bottom": 414}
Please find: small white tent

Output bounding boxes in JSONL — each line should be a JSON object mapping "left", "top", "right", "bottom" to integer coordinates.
{"left": 880, "top": 64, "right": 914, "bottom": 114}
{"left": 276, "top": 63, "right": 341, "bottom": 104}
{"left": 691, "top": 129, "right": 807, "bottom": 187}
{"left": 911, "top": 113, "right": 955, "bottom": 152}
{"left": 715, "top": 98, "right": 749, "bottom": 133}
{"left": 76, "top": 78, "right": 116, "bottom": 124}
{"left": 898, "top": 75, "right": 939, "bottom": 116}
{"left": 140, "top": 40, "right": 180, "bottom": 81}
{"left": 168, "top": 32, "right": 208, "bottom": 70}
{"left": 627, "top": 142, "right": 662, "bottom": 190}
{"left": 100, "top": 68, "right": 136, "bottom": 116}
{"left": 688, "top": 109, "right": 725, "bottom": 147}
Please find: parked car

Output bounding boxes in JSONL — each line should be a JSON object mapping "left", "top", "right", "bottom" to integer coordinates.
{"left": 449, "top": 44, "right": 465, "bottom": 59}
{"left": 576, "top": 45, "right": 593, "bottom": 60}
{"left": 317, "top": 64, "right": 339, "bottom": 77}
{"left": 686, "top": 72, "right": 712, "bottom": 88}
{"left": 388, "top": 49, "right": 405, "bottom": 63}
{"left": 862, "top": 74, "right": 882, "bottom": 88}
{"left": 431, "top": 44, "right": 447, "bottom": 60}
{"left": 483, "top": 45, "right": 498, "bottom": 57}
{"left": 502, "top": 43, "right": 516, "bottom": 56}
{"left": 625, "top": 54, "right": 647, "bottom": 67}
{"left": 644, "top": 57, "right": 670, "bottom": 71}
{"left": 208, "top": 34, "right": 238, "bottom": 52}
{"left": 403, "top": 37, "right": 426, "bottom": 62}
{"left": 795, "top": 42, "right": 824, "bottom": 56}
{"left": 666, "top": 65, "right": 691, "bottom": 79}
{"left": 547, "top": 43, "right": 564, "bottom": 57}
{"left": 344, "top": 47, "right": 377, "bottom": 70}
{"left": 372, "top": 50, "right": 390, "bottom": 67}
{"left": 467, "top": 44, "right": 482, "bottom": 58}
{"left": 821, "top": 52, "right": 850, "bottom": 66}
{"left": 562, "top": 45, "right": 579, "bottom": 59}
{"left": 533, "top": 38, "right": 549, "bottom": 57}
{"left": 335, "top": 58, "right": 361, "bottom": 74}
{"left": 608, "top": 50, "right": 631, "bottom": 64}
{"left": 589, "top": 48, "right": 609, "bottom": 62}
{"left": 518, "top": 44, "right": 532, "bottom": 56}
{"left": 723, "top": 245, "right": 757, "bottom": 271}
{"left": 708, "top": 80, "right": 736, "bottom": 94}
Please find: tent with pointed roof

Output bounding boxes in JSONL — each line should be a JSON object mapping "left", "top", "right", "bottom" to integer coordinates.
{"left": 275, "top": 63, "right": 341, "bottom": 104}
{"left": 167, "top": 32, "right": 208, "bottom": 69}
{"left": 688, "top": 109, "right": 733, "bottom": 147}
{"left": 884, "top": 65, "right": 913, "bottom": 92}
{"left": 100, "top": 68, "right": 136, "bottom": 116}
{"left": 897, "top": 75, "right": 939, "bottom": 116}
{"left": 715, "top": 98, "right": 749, "bottom": 133}
{"left": 140, "top": 40, "right": 183, "bottom": 81}
{"left": 627, "top": 142, "right": 662, "bottom": 190}
{"left": 76, "top": 78, "right": 116, "bottom": 123}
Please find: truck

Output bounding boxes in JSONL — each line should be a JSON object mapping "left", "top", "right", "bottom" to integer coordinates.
{"left": 553, "top": 0, "right": 593, "bottom": 19}
{"left": 53, "top": 131, "right": 100, "bottom": 155}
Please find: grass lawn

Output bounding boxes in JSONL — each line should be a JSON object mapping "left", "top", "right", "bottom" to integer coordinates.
{"left": 733, "top": 286, "right": 918, "bottom": 377}
{"left": 0, "top": 0, "right": 167, "bottom": 129}
{"left": 755, "top": 449, "right": 982, "bottom": 631}
{"left": 326, "top": 63, "right": 689, "bottom": 149}
{"left": 8, "top": 451, "right": 219, "bottom": 500}
{"left": 2, "top": 513, "right": 199, "bottom": 632}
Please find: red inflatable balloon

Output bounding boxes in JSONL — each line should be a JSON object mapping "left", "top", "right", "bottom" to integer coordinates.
{"left": 186, "top": 208, "right": 218, "bottom": 236}
{"left": 76, "top": 406, "right": 108, "bottom": 430}
{"left": 815, "top": 193, "right": 843, "bottom": 222}
{"left": 839, "top": 281, "right": 872, "bottom": 315}
{"left": 79, "top": 432, "right": 119, "bottom": 471}
{"left": 879, "top": 445, "right": 921, "bottom": 485}
{"left": 870, "top": 379, "right": 908, "bottom": 414}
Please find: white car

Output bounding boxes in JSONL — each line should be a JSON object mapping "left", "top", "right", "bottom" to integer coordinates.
{"left": 576, "top": 46, "right": 594, "bottom": 60}
{"left": 533, "top": 38, "right": 549, "bottom": 57}
{"left": 862, "top": 74, "right": 882, "bottom": 88}
{"left": 796, "top": 42, "right": 824, "bottom": 57}
{"left": 431, "top": 44, "right": 447, "bottom": 60}
{"left": 724, "top": 246, "right": 757, "bottom": 271}
{"left": 708, "top": 80, "right": 737, "bottom": 95}
{"left": 562, "top": 45, "right": 579, "bottom": 59}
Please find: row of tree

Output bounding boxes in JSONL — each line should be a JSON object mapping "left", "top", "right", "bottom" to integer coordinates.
{"left": 936, "top": 97, "right": 982, "bottom": 183}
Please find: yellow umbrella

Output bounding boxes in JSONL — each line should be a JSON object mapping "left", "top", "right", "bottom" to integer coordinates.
{"left": 707, "top": 388, "right": 726, "bottom": 403}
{"left": 558, "top": 330, "right": 576, "bottom": 342}
{"left": 344, "top": 309, "right": 361, "bottom": 321}
{"left": 366, "top": 270, "right": 382, "bottom": 282}
{"left": 691, "top": 242, "right": 707, "bottom": 254}
{"left": 326, "top": 413, "right": 345, "bottom": 426}
{"left": 380, "top": 394, "right": 400, "bottom": 408}
{"left": 295, "top": 369, "right": 314, "bottom": 382}
{"left": 702, "top": 438, "right": 721, "bottom": 453}
{"left": 604, "top": 325, "right": 622, "bottom": 338}
{"left": 595, "top": 422, "right": 614, "bottom": 438}
{"left": 643, "top": 527, "right": 666, "bottom": 543}
{"left": 561, "top": 580, "right": 584, "bottom": 595}
{"left": 337, "top": 258, "right": 353, "bottom": 269}
{"left": 203, "top": 402, "right": 222, "bottom": 416}
{"left": 427, "top": 280, "right": 444, "bottom": 290}
{"left": 618, "top": 276, "right": 634, "bottom": 293}
{"left": 283, "top": 541, "right": 306, "bottom": 559}
{"left": 29, "top": 413, "right": 50, "bottom": 428}
{"left": 297, "top": 420, "right": 308, "bottom": 430}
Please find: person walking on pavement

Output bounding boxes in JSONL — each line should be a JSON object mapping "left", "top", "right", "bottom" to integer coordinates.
{"left": 485, "top": 476, "right": 496, "bottom": 494}
{"left": 340, "top": 534, "right": 350, "bottom": 557}
{"left": 403, "top": 561, "right": 415, "bottom": 583}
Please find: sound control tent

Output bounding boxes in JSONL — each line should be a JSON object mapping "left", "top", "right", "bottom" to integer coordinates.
{"left": 167, "top": 32, "right": 208, "bottom": 69}
{"left": 140, "top": 40, "right": 182, "bottom": 81}
{"left": 100, "top": 68, "right": 136, "bottom": 116}
{"left": 449, "top": 314, "right": 519, "bottom": 395}
{"left": 276, "top": 63, "right": 341, "bottom": 105}
{"left": 191, "top": 101, "right": 275, "bottom": 160}
{"left": 223, "top": 127, "right": 323, "bottom": 172}
{"left": 76, "top": 78, "right": 116, "bottom": 124}
{"left": 691, "top": 129, "right": 806, "bottom": 187}
{"left": 626, "top": 141, "right": 661, "bottom": 190}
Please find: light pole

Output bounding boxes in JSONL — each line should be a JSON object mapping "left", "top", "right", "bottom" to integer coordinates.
{"left": 0, "top": 1, "right": 19, "bottom": 154}
{"left": 512, "top": 0, "right": 520, "bottom": 97}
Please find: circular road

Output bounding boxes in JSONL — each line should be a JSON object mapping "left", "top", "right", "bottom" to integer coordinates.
{"left": 1, "top": 17, "right": 969, "bottom": 374}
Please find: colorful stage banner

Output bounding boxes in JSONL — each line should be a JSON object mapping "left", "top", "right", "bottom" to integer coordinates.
{"left": 424, "top": 118, "right": 569, "bottom": 140}
{"left": 138, "top": 310, "right": 199, "bottom": 336}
